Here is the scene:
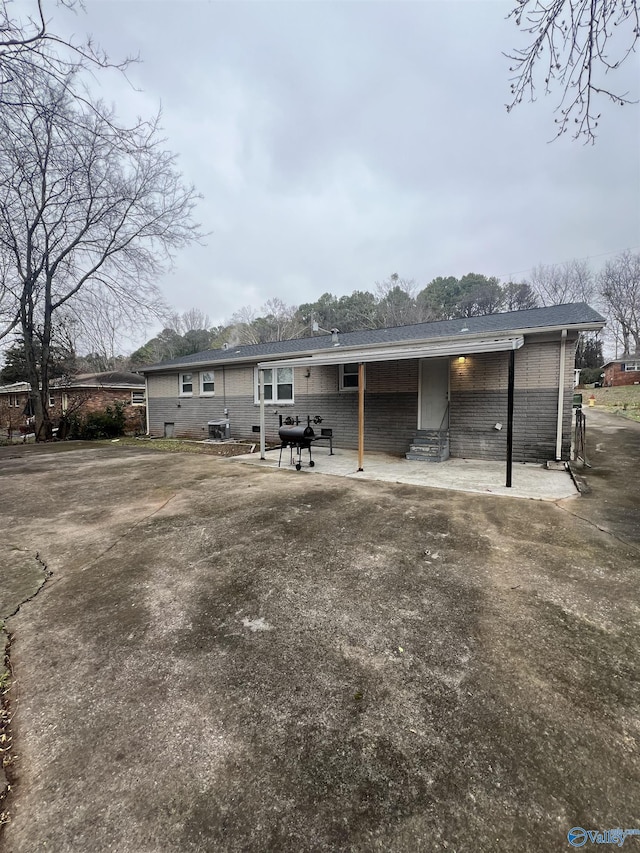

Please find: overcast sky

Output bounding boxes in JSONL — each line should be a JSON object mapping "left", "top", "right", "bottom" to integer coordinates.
{"left": 52, "top": 0, "right": 640, "bottom": 333}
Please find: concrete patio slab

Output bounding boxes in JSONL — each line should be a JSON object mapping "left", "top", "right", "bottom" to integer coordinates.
{"left": 232, "top": 446, "right": 578, "bottom": 501}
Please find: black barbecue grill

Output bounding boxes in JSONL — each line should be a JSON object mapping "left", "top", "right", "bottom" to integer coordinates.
{"left": 278, "top": 425, "right": 316, "bottom": 470}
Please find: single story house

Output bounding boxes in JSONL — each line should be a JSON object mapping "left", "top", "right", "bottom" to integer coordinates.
{"left": 142, "top": 303, "right": 605, "bottom": 471}
{"left": 602, "top": 354, "right": 640, "bottom": 387}
{"left": 0, "top": 371, "right": 146, "bottom": 437}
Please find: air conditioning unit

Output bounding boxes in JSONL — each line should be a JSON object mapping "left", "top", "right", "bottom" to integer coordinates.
{"left": 208, "top": 420, "right": 230, "bottom": 441}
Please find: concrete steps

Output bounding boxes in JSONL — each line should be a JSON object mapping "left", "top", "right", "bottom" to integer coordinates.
{"left": 406, "top": 429, "right": 450, "bottom": 463}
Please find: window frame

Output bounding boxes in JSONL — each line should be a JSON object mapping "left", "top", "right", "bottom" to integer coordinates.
{"left": 48, "top": 392, "right": 55, "bottom": 408}
{"left": 131, "top": 389, "right": 146, "bottom": 406}
{"left": 622, "top": 361, "right": 640, "bottom": 372}
{"left": 199, "top": 370, "right": 215, "bottom": 396}
{"left": 179, "top": 372, "right": 194, "bottom": 397}
{"left": 254, "top": 366, "right": 295, "bottom": 404}
{"left": 340, "top": 362, "right": 361, "bottom": 391}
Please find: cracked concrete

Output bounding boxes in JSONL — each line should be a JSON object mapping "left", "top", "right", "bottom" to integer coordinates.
{"left": 0, "top": 419, "right": 638, "bottom": 852}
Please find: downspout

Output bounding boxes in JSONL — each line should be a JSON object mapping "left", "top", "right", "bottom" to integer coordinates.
{"left": 357, "top": 362, "right": 365, "bottom": 471}
{"left": 145, "top": 375, "right": 150, "bottom": 436}
{"left": 555, "top": 329, "right": 567, "bottom": 461}
{"left": 259, "top": 368, "right": 266, "bottom": 460}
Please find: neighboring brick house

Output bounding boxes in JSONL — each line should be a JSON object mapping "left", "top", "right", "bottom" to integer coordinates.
{"left": 0, "top": 371, "right": 146, "bottom": 437}
{"left": 142, "top": 303, "right": 605, "bottom": 465}
{"left": 602, "top": 355, "right": 640, "bottom": 387}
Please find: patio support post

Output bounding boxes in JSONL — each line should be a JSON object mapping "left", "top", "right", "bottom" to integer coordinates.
{"left": 357, "top": 362, "right": 365, "bottom": 471}
{"left": 506, "top": 348, "right": 515, "bottom": 488}
{"left": 259, "top": 368, "right": 266, "bottom": 460}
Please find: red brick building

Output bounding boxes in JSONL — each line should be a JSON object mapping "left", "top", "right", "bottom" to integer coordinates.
{"left": 0, "top": 371, "right": 146, "bottom": 439}
{"left": 602, "top": 355, "right": 640, "bottom": 387}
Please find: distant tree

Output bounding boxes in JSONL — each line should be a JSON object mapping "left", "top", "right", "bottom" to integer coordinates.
{"left": 598, "top": 250, "right": 640, "bottom": 355}
{"left": 375, "top": 274, "right": 424, "bottom": 327}
{"left": 417, "top": 276, "right": 462, "bottom": 320}
{"left": 506, "top": 0, "right": 639, "bottom": 141}
{"left": 1, "top": 333, "right": 76, "bottom": 384}
{"left": 527, "top": 259, "right": 594, "bottom": 306}
{"left": 228, "top": 299, "right": 302, "bottom": 345}
{"left": 335, "top": 291, "right": 379, "bottom": 331}
{"left": 298, "top": 292, "right": 341, "bottom": 334}
{"left": 457, "top": 273, "right": 504, "bottom": 317}
{"left": 575, "top": 333, "right": 604, "bottom": 368}
{"left": 502, "top": 280, "right": 539, "bottom": 311}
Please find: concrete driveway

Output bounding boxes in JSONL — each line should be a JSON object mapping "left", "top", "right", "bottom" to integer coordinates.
{"left": 0, "top": 412, "right": 638, "bottom": 852}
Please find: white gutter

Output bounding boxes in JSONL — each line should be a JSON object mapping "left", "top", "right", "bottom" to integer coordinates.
{"left": 555, "top": 329, "right": 567, "bottom": 461}
{"left": 258, "top": 336, "right": 525, "bottom": 370}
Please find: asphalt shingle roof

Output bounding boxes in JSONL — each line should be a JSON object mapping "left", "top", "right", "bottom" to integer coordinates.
{"left": 142, "top": 303, "right": 605, "bottom": 372}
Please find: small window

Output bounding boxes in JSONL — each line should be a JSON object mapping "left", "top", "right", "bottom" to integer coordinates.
{"left": 48, "top": 393, "right": 55, "bottom": 408}
{"left": 131, "top": 389, "right": 146, "bottom": 406}
{"left": 255, "top": 367, "right": 294, "bottom": 403}
{"left": 9, "top": 393, "right": 17, "bottom": 407}
{"left": 340, "top": 363, "right": 360, "bottom": 390}
{"left": 180, "top": 373, "right": 193, "bottom": 396}
{"left": 200, "top": 371, "right": 215, "bottom": 395}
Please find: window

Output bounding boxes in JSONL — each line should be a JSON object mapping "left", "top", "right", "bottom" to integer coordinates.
{"left": 131, "top": 389, "right": 146, "bottom": 406}
{"left": 622, "top": 361, "right": 640, "bottom": 372}
{"left": 8, "top": 393, "right": 18, "bottom": 407}
{"left": 48, "top": 393, "right": 55, "bottom": 407}
{"left": 340, "top": 363, "right": 359, "bottom": 390}
{"left": 180, "top": 373, "right": 193, "bottom": 396}
{"left": 255, "top": 367, "right": 294, "bottom": 403}
{"left": 200, "top": 371, "right": 215, "bottom": 395}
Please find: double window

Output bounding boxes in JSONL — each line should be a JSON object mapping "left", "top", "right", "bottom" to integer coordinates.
{"left": 622, "top": 361, "right": 640, "bottom": 372}
{"left": 255, "top": 367, "right": 294, "bottom": 403}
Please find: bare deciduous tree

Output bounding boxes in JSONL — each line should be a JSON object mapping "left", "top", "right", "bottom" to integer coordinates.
{"left": 598, "top": 250, "right": 640, "bottom": 355}
{"left": 0, "top": 75, "right": 201, "bottom": 439}
{"left": 0, "top": 0, "right": 134, "bottom": 110}
{"left": 527, "top": 259, "right": 594, "bottom": 305}
{"left": 506, "top": 0, "right": 639, "bottom": 141}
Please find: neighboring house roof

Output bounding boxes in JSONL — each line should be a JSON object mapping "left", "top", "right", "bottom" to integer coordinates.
{"left": 142, "top": 303, "right": 605, "bottom": 373}
{"left": 1, "top": 372, "right": 144, "bottom": 393}
{"left": 63, "top": 371, "right": 145, "bottom": 388}
{"left": 602, "top": 354, "right": 640, "bottom": 368}
{"left": 0, "top": 382, "right": 30, "bottom": 394}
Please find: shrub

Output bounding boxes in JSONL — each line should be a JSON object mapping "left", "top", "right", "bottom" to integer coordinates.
{"left": 579, "top": 367, "right": 603, "bottom": 386}
{"left": 68, "top": 402, "right": 126, "bottom": 440}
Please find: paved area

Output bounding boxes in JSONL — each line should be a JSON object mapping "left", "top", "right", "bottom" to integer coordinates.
{"left": 0, "top": 412, "right": 638, "bottom": 852}
{"left": 234, "top": 446, "right": 578, "bottom": 500}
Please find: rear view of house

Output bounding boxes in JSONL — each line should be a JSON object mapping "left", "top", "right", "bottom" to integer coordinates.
{"left": 142, "top": 303, "right": 605, "bottom": 465}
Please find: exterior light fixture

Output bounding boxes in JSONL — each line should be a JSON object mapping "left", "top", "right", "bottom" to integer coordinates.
{"left": 458, "top": 356, "right": 466, "bottom": 364}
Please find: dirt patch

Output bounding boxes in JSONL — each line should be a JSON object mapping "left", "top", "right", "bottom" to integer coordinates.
{"left": 0, "top": 427, "right": 638, "bottom": 852}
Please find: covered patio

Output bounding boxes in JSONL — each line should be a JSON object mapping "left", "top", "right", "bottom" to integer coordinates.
{"left": 233, "top": 443, "right": 578, "bottom": 501}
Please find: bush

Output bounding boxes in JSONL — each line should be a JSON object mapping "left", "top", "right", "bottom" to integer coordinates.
{"left": 67, "top": 402, "right": 126, "bottom": 440}
{"left": 579, "top": 367, "right": 603, "bottom": 386}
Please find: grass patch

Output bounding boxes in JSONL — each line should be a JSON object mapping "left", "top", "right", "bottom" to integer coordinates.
{"left": 579, "top": 385, "right": 640, "bottom": 423}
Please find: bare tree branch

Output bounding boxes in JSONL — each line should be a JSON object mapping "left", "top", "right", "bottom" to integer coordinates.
{"left": 505, "top": 0, "right": 639, "bottom": 141}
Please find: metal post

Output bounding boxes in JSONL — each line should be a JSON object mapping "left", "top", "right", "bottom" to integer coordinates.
{"left": 357, "top": 362, "right": 365, "bottom": 471}
{"left": 259, "top": 368, "right": 266, "bottom": 459}
{"left": 506, "top": 348, "right": 515, "bottom": 488}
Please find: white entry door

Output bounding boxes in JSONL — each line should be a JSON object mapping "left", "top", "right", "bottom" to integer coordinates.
{"left": 419, "top": 358, "right": 449, "bottom": 429}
